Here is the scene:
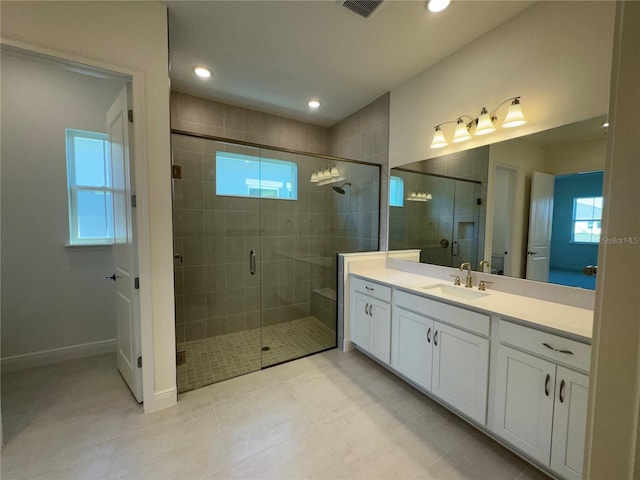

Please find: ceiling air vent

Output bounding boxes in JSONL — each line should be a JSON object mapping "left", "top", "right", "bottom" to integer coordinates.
{"left": 342, "top": 0, "right": 383, "bottom": 19}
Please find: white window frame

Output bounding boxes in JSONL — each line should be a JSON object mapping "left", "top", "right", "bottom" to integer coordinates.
{"left": 571, "top": 196, "right": 602, "bottom": 244}
{"left": 65, "top": 129, "right": 113, "bottom": 245}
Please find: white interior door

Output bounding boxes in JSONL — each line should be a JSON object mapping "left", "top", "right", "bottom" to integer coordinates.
{"left": 108, "top": 86, "right": 142, "bottom": 402}
{"left": 526, "top": 172, "right": 555, "bottom": 282}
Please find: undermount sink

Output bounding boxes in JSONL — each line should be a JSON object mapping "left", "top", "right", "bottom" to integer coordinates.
{"left": 421, "top": 284, "right": 489, "bottom": 301}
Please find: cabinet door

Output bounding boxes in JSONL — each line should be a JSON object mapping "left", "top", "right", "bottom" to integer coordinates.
{"left": 350, "top": 292, "right": 371, "bottom": 351}
{"left": 370, "top": 298, "right": 391, "bottom": 364}
{"left": 391, "top": 307, "right": 433, "bottom": 390}
{"left": 550, "top": 366, "right": 589, "bottom": 480}
{"left": 493, "top": 345, "right": 555, "bottom": 465}
{"left": 432, "top": 321, "right": 489, "bottom": 424}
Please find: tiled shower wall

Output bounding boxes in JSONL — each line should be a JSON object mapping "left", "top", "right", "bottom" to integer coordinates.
{"left": 328, "top": 93, "right": 390, "bottom": 251}
{"left": 171, "top": 92, "right": 383, "bottom": 342}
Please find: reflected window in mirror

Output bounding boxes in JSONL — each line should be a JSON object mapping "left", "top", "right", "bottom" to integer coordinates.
{"left": 390, "top": 175, "right": 404, "bottom": 207}
{"left": 572, "top": 197, "right": 603, "bottom": 244}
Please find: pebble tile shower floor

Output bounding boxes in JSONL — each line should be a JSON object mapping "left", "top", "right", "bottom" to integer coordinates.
{"left": 177, "top": 316, "right": 336, "bottom": 392}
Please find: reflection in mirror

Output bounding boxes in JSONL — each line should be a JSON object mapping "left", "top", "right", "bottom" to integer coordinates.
{"left": 389, "top": 115, "right": 607, "bottom": 290}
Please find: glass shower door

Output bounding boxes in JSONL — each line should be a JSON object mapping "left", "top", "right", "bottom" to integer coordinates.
{"left": 258, "top": 149, "right": 337, "bottom": 368}
{"left": 173, "top": 135, "right": 263, "bottom": 392}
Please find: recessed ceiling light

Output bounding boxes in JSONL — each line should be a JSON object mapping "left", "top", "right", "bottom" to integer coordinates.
{"left": 427, "top": 0, "right": 450, "bottom": 13}
{"left": 602, "top": 122, "right": 609, "bottom": 128}
{"left": 307, "top": 100, "right": 321, "bottom": 109}
{"left": 194, "top": 67, "right": 211, "bottom": 78}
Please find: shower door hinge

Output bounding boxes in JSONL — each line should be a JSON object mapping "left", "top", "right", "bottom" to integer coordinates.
{"left": 128, "top": 109, "right": 134, "bottom": 123}
{"left": 177, "top": 351, "right": 186, "bottom": 365}
{"left": 137, "top": 356, "right": 142, "bottom": 368}
{"left": 134, "top": 277, "right": 140, "bottom": 289}
{"left": 131, "top": 195, "right": 137, "bottom": 208}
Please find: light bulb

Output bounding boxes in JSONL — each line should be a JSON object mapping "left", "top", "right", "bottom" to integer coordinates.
{"left": 475, "top": 107, "right": 495, "bottom": 136}
{"left": 322, "top": 168, "right": 331, "bottom": 179}
{"left": 452, "top": 119, "right": 471, "bottom": 143}
{"left": 330, "top": 167, "right": 339, "bottom": 178}
{"left": 426, "top": 193, "right": 432, "bottom": 200}
{"left": 194, "top": 67, "right": 211, "bottom": 78}
{"left": 427, "top": 0, "right": 450, "bottom": 13}
{"left": 310, "top": 172, "right": 319, "bottom": 183}
{"left": 502, "top": 98, "right": 527, "bottom": 128}
{"left": 307, "top": 100, "right": 320, "bottom": 109}
{"left": 430, "top": 126, "right": 448, "bottom": 149}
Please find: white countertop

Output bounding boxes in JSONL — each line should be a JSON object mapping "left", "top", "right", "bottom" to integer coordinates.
{"left": 349, "top": 265, "right": 594, "bottom": 343}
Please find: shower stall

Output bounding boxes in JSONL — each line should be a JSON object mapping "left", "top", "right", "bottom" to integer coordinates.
{"left": 171, "top": 133, "right": 380, "bottom": 392}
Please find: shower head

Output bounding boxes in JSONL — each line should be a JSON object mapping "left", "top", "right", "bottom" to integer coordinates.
{"left": 332, "top": 182, "right": 351, "bottom": 194}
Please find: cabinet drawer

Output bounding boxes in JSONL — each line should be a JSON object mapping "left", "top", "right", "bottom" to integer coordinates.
{"left": 351, "top": 277, "right": 391, "bottom": 303}
{"left": 394, "top": 290, "right": 490, "bottom": 337}
{"left": 499, "top": 320, "right": 591, "bottom": 373}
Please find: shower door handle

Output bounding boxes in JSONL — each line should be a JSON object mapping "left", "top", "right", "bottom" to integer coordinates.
{"left": 249, "top": 250, "right": 256, "bottom": 275}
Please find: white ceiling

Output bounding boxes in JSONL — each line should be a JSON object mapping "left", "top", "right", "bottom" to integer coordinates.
{"left": 167, "top": 1, "right": 534, "bottom": 127}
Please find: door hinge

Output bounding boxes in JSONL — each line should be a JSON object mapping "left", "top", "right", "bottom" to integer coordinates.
{"left": 177, "top": 350, "right": 186, "bottom": 365}
{"left": 131, "top": 195, "right": 137, "bottom": 208}
{"left": 134, "top": 277, "right": 140, "bottom": 289}
{"left": 128, "top": 109, "right": 134, "bottom": 123}
{"left": 137, "top": 356, "right": 142, "bottom": 368}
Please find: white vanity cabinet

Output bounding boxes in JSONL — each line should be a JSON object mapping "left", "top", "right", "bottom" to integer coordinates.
{"left": 391, "top": 290, "right": 490, "bottom": 425}
{"left": 493, "top": 321, "right": 590, "bottom": 480}
{"left": 391, "top": 306, "right": 433, "bottom": 390}
{"left": 350, "top": 277, "right": 392, "bottom": 364}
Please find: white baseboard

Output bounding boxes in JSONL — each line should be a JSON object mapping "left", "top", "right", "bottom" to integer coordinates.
{"left": 153, "top": 387, "right": 177, "bottom": 411}
{"left": 343, "top": 338, "right": 355, "bottom": 352}
{"left": 1, "top": 338, "right": 116, "bottom": 372}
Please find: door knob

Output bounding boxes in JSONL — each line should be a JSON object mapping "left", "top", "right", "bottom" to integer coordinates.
{"left": 582, "top": 265, "right": 597, "bottom": 276}
{"left": 174, "top": 253, "right": 183, "bottom": 263}
{"left": 106, "top": 273, "right": 117, "bottom": 281}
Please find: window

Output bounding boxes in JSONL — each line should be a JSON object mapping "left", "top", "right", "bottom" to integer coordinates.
{"left": 215, "top": 151, "right": 297, "bottom": 200}
{"left": 66, "top": 129, "right": 112, "bottom": 244}
{"left": 572, "top": 196, "right": 602, "bottom": 243}
{"left": 389, "top": 175, "right": 404, "bottom": 207}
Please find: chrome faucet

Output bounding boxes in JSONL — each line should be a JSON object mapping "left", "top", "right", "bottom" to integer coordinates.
{"left": 460, "top": 262, "right": 473, "bottom": 288}
{"left": 479, "top": 260, "right": 490, "bottom": 273}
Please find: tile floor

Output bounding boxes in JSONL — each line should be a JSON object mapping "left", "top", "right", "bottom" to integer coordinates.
{"left": 1, "top": 349, "right": 551, "bottom": 480}
{"left": 177, "top": 316, "right": 336, "bottom": 392}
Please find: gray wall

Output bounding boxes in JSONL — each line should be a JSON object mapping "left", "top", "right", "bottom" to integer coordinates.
{"left": 1, "top": 52, "right": 124, "bottom": 358}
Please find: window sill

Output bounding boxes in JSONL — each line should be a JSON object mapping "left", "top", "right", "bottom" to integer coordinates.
{"left": 65, "top": 243, "right": 113, "bottom": 251}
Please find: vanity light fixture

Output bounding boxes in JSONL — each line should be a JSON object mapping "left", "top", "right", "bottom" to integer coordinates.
{"left": 430, "top": 96, "right": 527, "bottom": 148}
{"left": 474, "top": 107, "right": 496, "bottom": 136}
{"left": 430, "top": 125, "right": 449, "bottom": 149}
{"left": 193, "top": 66, "right": 211, "bottom": 78}
{"left": 426, "top": 0, "right": 451, "bottom": 13}
{"left": 452, "top": 117, "right": 473, "bottom": 143}
{"left": 307, "top": 100, "right": 321, "bottom": 109}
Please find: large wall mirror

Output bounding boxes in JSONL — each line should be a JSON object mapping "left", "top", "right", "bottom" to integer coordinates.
{"left": 388, "top": 115, "right": 607, "bottom": 290}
